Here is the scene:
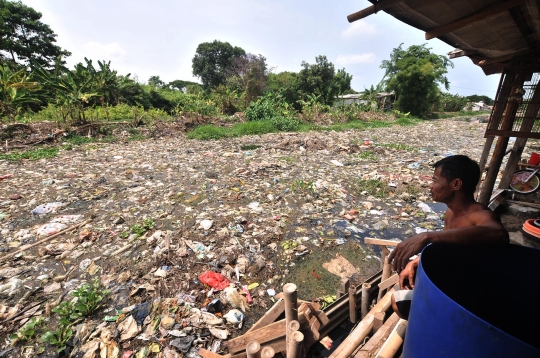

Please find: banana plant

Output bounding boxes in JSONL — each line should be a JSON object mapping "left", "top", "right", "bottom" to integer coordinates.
{"left": 0, "top": 65, "right": 40, "bottom": 122}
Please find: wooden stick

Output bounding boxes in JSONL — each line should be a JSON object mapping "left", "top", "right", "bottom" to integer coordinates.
{"left": 378, "top": 274, "right": 399, "bottom": 292}
{"left": 283, "top": 283, "right": 298, "bottom": 347}
{"left": 375, "top": 319, "right": 407, "bottom": 358}
{"left": 378, "top": 256, "right": 392, "bottom": 300}
{"left": 247, "top": 299, "right": 285, "bottom": 333}
{"left": 246, "top": 341, "right": 261, "bottom": 358}
{"left": 261, "top": 347, "right": 275, "bottom": 358}
{"left": 360, "top": 283, "right": 371, "bottom": 319}
{"left": 288, "top": 331, "right": 304, "bottom": 358}
{"left": 331, "top": 315, "right": 375, "bottom": 358}
{"left": 330, "top": 290, "right": 395, "bottom": 358}
{"left": 349, "top": 286, "right": 358, "bottom": 324}
{"left": 0, "top": 219, "right": 92, "bottom": 263}
{"left": 425, "top": 0, "right": 526, "bottom": 39}
{"left": 354, "top": 313, "right": 400, "bottom": 357}
{"left": 347, "top": 0, "right": 403, "bottom": 23}
{"left": 364, "top": 238, "right": 400, "bottom": 246}
{"left": 337, "top": 277, "right": 350, "bottom": 298}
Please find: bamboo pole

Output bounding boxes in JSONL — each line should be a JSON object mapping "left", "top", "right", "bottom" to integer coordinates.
{"left": 288, "top": 331, "right": 304, "bottom": 358}
{"left": 0, "top": 219, "right": 92, "bottom": 263}
{"left": 378, "top": 256, "right": 392, "bottom": 301}
{"left": 283, "top": 283, "right": 298, "bottom": 348}
{"left": 261, "top": 347, "right": 275, "bottom": 358}
{"left": 246, "top": 341, "right": 261, "bottom": 358}
{"left": 329, "top": 289, "right": 395, "bottom": 358}
{"left": 349, "top": 285, "right": 358, "bottom": 323}
{"left": 360, "top": 283, "right": 371, "bottom": 319}
{"left": 375, "top": 319, "right": 407, "bottom": 358}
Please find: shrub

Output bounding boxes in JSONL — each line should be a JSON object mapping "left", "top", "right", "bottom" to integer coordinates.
{"left": 231, "top": 121, "right": 277, "bottom": 136}
{"left": 270, "top": 116, "right": 300, "bottom": 131}
{"left": 245, "top": 96, "right": 278, "bottom": 121}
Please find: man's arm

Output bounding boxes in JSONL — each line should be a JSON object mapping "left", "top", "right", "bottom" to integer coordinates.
{"left": 389, "top": 209, "right": 508, "bottom": 271}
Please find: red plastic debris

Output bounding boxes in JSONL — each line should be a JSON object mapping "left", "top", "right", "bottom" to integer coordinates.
{"left": 199, "top": 271, "right": 230, "bottom": 290}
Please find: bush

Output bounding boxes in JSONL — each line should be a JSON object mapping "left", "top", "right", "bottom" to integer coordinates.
{"left": 231, "top": 121, "right": 277, "bottom": 136}
{"left": 245, "top": 97, "right": 278, "bottom": 121}
{"left": 270, "top": 116, "right": 300, "bottom": 131}
{"left": 187, "top": 125, "right": 228, "bottom": 140}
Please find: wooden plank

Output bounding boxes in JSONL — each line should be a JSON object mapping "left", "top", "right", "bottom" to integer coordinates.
{"left": 364, "top": 238, "right": 401, "bottom": 247}
{"left": 378, "top": 274, "right": 399, "bottom": 291}
{"left": 347, "top": 0, "right": 403, "bottom": 23}
{"left": 225, "top": 320, "right": 286, "bottom": 354}
{"left": 374, "top": 319, "right": 407, "bottom": 358}
{"left": 226, "top": 303, "right": 314, "bottom": 354}
{"left": 354, "top": 313, "right": 400, "bottom": 357}
{"left": 425, "top": 0, "right": 527, "bottom": 40}
{"left": 246, "top": 299, "right": 285, "bottom": 333}
{"left": 199, "top": 349, "right": 231, "bottom": 358}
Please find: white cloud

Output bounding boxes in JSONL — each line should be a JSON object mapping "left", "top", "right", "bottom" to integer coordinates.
{"left": 342, "top": 21, "right": 376, "bottom": 38}
{"left": 80, "top": 42, "right": 126, "bottom": 61}
{"left": 336, "top": 53, "right": 376, "bottom": 66}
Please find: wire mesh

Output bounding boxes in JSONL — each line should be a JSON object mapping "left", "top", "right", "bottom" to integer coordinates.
{"left": 485, "top": 68, "right": 540, "bottom": 139}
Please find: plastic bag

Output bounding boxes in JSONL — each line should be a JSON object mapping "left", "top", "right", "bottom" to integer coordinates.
{"left": 37, "top": 222, "right": 67, "bottom": 236}
{"left": 32, "top": 202, "right": 63, "bottom": 215}
{"left": 199, "top": 271, "right": 230, "bottom": 290}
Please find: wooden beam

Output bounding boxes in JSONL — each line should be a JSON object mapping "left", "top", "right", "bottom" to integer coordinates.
{"left": 448, "top": 49, "right": 475, "bottom": 59}
{"left": 347, "top": 0, "right": 403, "bottom": 23}
{"left": 425, "top": 0, "right": 527, "bottom": 40}
{"left": 354, "top": 313, "right": 400, "bottom": 357}
{"left": 478, "top": 49, "right": 537, "bottom": 66}
{"left": 364, "top": 237, "right": 401, "bottom": 246}
{"left": 378, "top": 273, "right": 399, "bottom": 291}
{"left": 246, "top": 299, "right": 284, "bottom": 333}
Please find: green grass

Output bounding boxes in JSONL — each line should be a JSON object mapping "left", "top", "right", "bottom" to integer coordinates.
{"left": 354, "top": 179, "right": 392, "bottom": 198}
{"left": 187, "top": 117, "right": 419, "bottom": 140}
{"left": 0, "top": 147, "right": 59, "bottom": 161}
{"left": 378, "top": 143, "right": 417, "bottom": 151}
{"left": 357, "top": 150, "right": 376, "bottom": 160}
{"left": 396, "top": 117, "right": 421, "bottom": 126}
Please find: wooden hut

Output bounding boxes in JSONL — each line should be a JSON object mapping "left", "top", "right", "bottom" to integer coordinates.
{"left": 347, "top": 0, "right": 540, "bottom": 204}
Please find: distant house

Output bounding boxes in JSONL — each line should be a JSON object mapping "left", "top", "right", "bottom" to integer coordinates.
{"left": 465, "top": 101, "right": 492, "bottom": 111}
{"left": 376, "top": 92, "right": 395, "bottom": 110}
{"left": 335, "top": 94, "right": 368, "bottom": 106}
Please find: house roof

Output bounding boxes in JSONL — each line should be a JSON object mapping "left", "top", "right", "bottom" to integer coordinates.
{"left": 348, "top": 0, "right": 540, "bottom": 75}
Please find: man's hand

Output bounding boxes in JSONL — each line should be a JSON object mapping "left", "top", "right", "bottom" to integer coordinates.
{"left": 388, "top": 233, "right": 429, "bottom": 271}
{"left": 399, "top": 257, "right": 419, "bottom": 289}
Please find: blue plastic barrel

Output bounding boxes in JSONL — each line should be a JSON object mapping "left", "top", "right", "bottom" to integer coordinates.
{"left": 403, "top": 244, "right": 540, "bottom": 357}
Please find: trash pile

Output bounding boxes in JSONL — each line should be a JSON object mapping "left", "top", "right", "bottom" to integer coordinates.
{"left": 0, "top": 119, "right": 487, "bottom": 356}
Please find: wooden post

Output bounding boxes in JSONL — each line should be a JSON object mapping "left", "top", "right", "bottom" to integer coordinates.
{"left": 349, "top": 285, "right": 358, "bottom": 324}
{"left": 475, "top": 135, "right": 494, "bottom": 198}
{"left": 261, "top": 347, "right": 275, "bottom": 358}
{"left": 288, "top": 331, "right": 304, "bottom": 358}
{"left": 478, "top": 70, "right": 529, "bottom": 205}
{"left": 372, "top": 311, "right": 385, "bottom": 333}
{"left": 498, "top": 83, "right": 540, "bottom": 190}
{"left": 361, "top": 283, "right": 371, "bottom": 319}
{"left": 246, "top": 341, "right": 261, "bottom": 358}
{"left": 283, "top": 283, "right": 298, "bottom": 348}
{"left": 378, "top": 256, "right": 392, "bottom": 301}
{"left": 337, "top": 277, "right": 350, "bottom": 299}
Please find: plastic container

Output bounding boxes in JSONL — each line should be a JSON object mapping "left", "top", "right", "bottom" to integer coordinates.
{"left": 403, "top": 244, "right": 540, "bottom": 357}
{"left": 528, "top": 152, "right": 540, "bottom": 165}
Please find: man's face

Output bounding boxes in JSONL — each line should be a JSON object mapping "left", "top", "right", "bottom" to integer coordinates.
{"left": 430, "top": 166, "right": 455, "bottom": 202}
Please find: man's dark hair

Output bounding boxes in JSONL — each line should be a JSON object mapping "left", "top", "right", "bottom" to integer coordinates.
{"left": 433, "top": 155, "right": 480, "bottom": 194}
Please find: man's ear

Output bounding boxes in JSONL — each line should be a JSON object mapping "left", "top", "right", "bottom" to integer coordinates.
{"left": 451, "top": 178, "right": 463, "bottom": 191}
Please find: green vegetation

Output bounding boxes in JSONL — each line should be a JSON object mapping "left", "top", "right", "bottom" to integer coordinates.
{"left": 10, "top": 317, "right": 45, "bottom": 342}
{"left": 127, "top": 218, "right": 155, "bottom": 237}
{"left": 0, "top": 147, "right": 58, "bottom": 160}
{"left": 40, "top": 279, "right": 109, "bottom": 353}
{"left": 290, "top": 179, "right": 315, "bottom": 194}
{"left": 381, "top": 43, "right": 453, "bottom": 117}
{"left": 378, "top": 143, "right": 417, "bottom": 151}
{"left": 355, "top": 179, "right": 392, "bottom": 198}
{"left": 358, "top": 151, "right": 376, "bottom": 160}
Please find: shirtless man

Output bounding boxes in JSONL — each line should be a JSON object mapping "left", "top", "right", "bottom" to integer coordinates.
{"left": 388, "top": 155, "right": 509, "bottom": 318}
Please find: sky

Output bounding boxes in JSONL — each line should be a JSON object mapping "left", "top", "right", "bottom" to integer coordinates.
{"left": 21, "top": 0, "right": 501, "bottom": 98}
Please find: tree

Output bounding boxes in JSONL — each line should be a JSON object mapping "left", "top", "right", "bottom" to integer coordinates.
{"left": 266, "top": 71, "right": 300, "bottom": 110}
{"left": 380, "top": 44, "right": 453, "bottom": 116}
{"left": 168, "top": 79, "right": 201, "bottom": 92}
{"left": 466, "top": 94, "right": 493, "bottom": 105}
{"left": 297, "top": 56, "right": 352, "bottom": 106}
{"left": 192, "top": 40, "right": 245, "bottom": 90}
{"left": 226, "top": 53, "right": 268, "bottom": 104}
{"left": 148, "top": 75, "right": 165, "bottom": 89}
{"left": 0, "top": 0, "right": 70, "bottom": 69}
